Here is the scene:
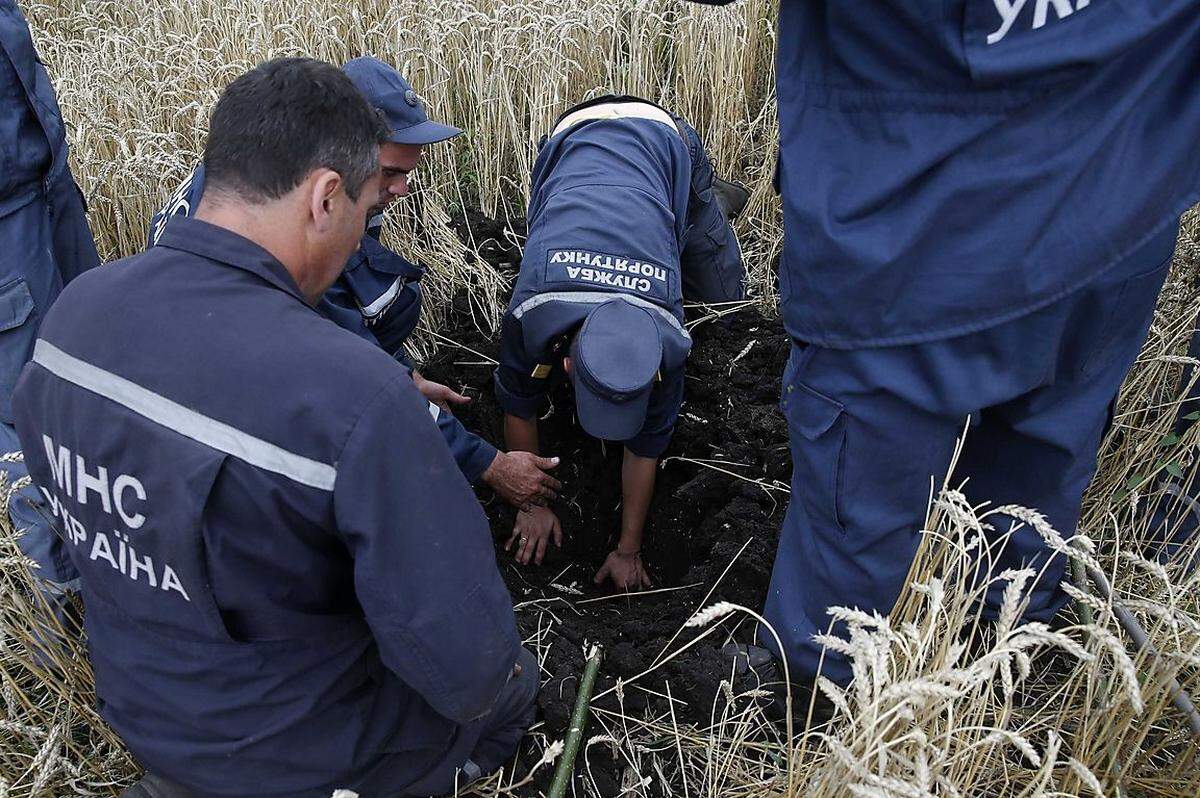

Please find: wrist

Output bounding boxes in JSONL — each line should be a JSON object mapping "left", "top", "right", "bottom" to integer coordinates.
{"left": 615, "top": 545, "right": 641, "bottom": 557}
{"left": 481, "top": 451, "right": 502, "bottom": 485}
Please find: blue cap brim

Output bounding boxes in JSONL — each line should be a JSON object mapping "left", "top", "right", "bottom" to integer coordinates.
{"left": 389, "top": 120, "right": 462, "bottom": 145}
{"left": 571, "top": 367, "right": 652, "bottom": 442}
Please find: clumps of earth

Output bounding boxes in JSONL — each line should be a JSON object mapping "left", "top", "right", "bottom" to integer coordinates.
{"left": 422, "top": 212, "right": 791, "bottom": 794}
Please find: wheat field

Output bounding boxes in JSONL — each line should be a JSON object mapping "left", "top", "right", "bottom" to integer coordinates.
{"left": 2, "top": 1, "right": 1199, "bottom": 796}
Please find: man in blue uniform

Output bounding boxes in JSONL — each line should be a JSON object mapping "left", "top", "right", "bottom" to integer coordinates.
{"left": 0, "top": 0, "right": 101, "bottom": 605}
{"left": 13, "top": 58, "right": 536, "bottom": 796}
{"left": 149, "top": 56, "right": 561, "bottom": 513}
{"left": 689, "top": 1, "right": 1200, "bottom": 687}
{"left": 495, "top": 96, "right": 746, "bottom": 589}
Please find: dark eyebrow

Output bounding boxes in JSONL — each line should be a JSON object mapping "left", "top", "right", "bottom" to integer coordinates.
{"left": 381, "top": 166, "right": 410, "bottom": 175}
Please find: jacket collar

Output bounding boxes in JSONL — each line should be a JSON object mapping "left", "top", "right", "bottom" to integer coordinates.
{"left": 156, "top": 216, "right": 308, "bottom": 303}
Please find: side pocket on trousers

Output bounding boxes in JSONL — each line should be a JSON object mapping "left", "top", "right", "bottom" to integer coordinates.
{"left": 780, "top": 368, "right": 847, "bottom": 536}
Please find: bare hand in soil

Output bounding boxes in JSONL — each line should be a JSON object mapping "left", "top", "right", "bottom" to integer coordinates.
{"left": 507, "top": 505, "right": 563, "bottom": 565}
{"left": 412, "top": 372, "right": 471, "bottom": 412}
{"left": 594, "top": 550, "right": 651, "bottom": 591}
{"left": 485, "top": 451, "right": 562, "bottom": 509}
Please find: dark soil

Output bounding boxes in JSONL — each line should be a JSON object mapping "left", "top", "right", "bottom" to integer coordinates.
{"left": 424, "top": 211, "right": 791, "bottom": 795}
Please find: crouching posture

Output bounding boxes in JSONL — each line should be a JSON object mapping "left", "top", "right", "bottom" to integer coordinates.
{"left": 496, "top": 96, "right": 747, "bottom": 589}
{"left": 13, "top": 59, "right": 535, "bottom": 797}
{"left": 148, "top": 57, "right": 560, "bottom": 514}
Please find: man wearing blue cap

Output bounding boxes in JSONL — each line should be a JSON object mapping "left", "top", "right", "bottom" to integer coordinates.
{"left": 688, "top": 0, "right": 1200, "bottom": 690}
{"left": 1, "top": 0, "right": 101, "bottom": 629}
{"left": 495, "top": 96, "right": 747, "bottom": 589}
{"left": 149, "top": 56, "right": 561, "bottom": 513}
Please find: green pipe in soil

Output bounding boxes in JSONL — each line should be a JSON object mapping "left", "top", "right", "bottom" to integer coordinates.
{"left": 548, "top": 644, "right": 603, "bottom": 798}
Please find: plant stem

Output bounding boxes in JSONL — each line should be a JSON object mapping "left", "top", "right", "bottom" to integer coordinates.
{"left": 548, "top": 644, "right": 603, "bottom": 798}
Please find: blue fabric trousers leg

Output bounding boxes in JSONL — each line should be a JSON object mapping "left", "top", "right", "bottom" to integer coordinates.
{"left": 360, "top": 647, "right": 539, "bottom": 797}
{"left": 765, "top": 228, "right": 1177, "bottom": 685}
{"left": 0, "top": 419, "right": 77, "bottom": 582}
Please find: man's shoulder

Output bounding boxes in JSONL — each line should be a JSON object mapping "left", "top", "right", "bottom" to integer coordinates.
{"left": 46, "top": 248, "right": 162, "bottom": 313}
{"left": 47, "top": 247, "right": 409, "bottom": 412}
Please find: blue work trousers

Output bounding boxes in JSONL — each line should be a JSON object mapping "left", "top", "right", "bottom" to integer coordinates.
{"left": 765, "top": 227, "right": 1177, "bottom": 685}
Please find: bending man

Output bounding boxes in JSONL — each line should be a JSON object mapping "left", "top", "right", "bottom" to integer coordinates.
{"left": 495, "top": 95, "right": 747, "bottom": 589}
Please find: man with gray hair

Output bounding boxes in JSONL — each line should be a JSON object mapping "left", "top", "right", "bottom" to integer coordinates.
{"left": 12, "top": 57, "right": 536, "bottom": 797}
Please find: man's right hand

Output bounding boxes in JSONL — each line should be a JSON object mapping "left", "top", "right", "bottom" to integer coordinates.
{"left": 506, "top": 505, "right": 563, "bottom": 565}
{"left": 482, "top": 450, "right": 561, "bottom": 510}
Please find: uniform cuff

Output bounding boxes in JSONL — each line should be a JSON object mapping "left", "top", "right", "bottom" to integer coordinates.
{"left": 463, "top": 439, "right": 499, "bottom": 485}
{"left": 493, "top": 373, "right": 545, "bottom": 420}
{"left": 624, "top": 428, "right": 673, "bottom": 459}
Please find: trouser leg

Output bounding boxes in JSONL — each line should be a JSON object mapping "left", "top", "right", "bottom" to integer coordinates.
{"left": 763, "top": 342, "right": 964, "bottom": 685}
{"left": 961, "top": 250, "right": 1172, "bottom": 620}
{"left": 0, "top": 421, "right": 78, "bottom": 587}
{"left": 399, "top": 647, "right": 539, "bottom": 797}
{"left": 0, "top": 420, "right": 79, "bottom": 671}
{"left": 764, "top": 230, "right": 1172, "bottom": 684}
{"left": 464, "top": 647, "right": 540, "bottom": 776}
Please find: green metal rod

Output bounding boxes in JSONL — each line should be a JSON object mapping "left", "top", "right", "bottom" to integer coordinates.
{"left": 548, "top": 644, "right": 603, "bottom": 798}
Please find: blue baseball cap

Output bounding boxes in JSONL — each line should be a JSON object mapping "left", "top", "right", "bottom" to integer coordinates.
{"left": 569, "top": 301, "right": 663, "bottom": 442}
{"left": 341, "top": 57, "right": 461, "bottom": 145}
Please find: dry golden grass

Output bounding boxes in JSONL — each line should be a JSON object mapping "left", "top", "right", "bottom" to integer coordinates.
{"left": 23, "top": 0, "right": 779, "bottom": 357}
{"left": 2, "top": 2, "right": 1198, "bottom": 796}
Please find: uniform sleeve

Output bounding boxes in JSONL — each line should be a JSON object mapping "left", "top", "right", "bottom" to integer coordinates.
{"left": 353, "top": 238, "right": 426, "bottom": 357}
{"left": 625, "top": 367, "right": 684, "bottom": 459}
{"left": 677, "top": 122, "right": 747, "bottom": 305}
{"left": 49, "top": 174, "right": 100, "bottom": 285}
{"left": 493, "top": 312, "right": 554, "bottom": 419}
{"left": 333, "top": 374, "right": 520, "bottom": 724}
{"left": 430, "top": 401, "right": 499, "bottom": 485}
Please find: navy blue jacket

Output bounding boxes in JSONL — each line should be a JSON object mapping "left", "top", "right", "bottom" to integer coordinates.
{"left": 696, "top": 0, "right": 1200, "bottom": 347}
{"left": 1, "top": 0, "right": 100, "bottom": 424}
{"left": 12, "top": 217, "right": 520, "bottom": 796}
{"left": 495, "top": 99, "right": 744, "bottom": 457}
{"left": 149, "top": 166, "right": 498, "bottom": 483}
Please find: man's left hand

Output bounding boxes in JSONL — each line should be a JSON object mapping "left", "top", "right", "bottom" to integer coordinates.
{"left": 594, "top": 550, "right": 651, "bottom": 591}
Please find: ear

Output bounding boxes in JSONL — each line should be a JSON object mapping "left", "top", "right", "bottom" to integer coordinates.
{"left": 308, "top": 168, "right": 344, "bottom": 233}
